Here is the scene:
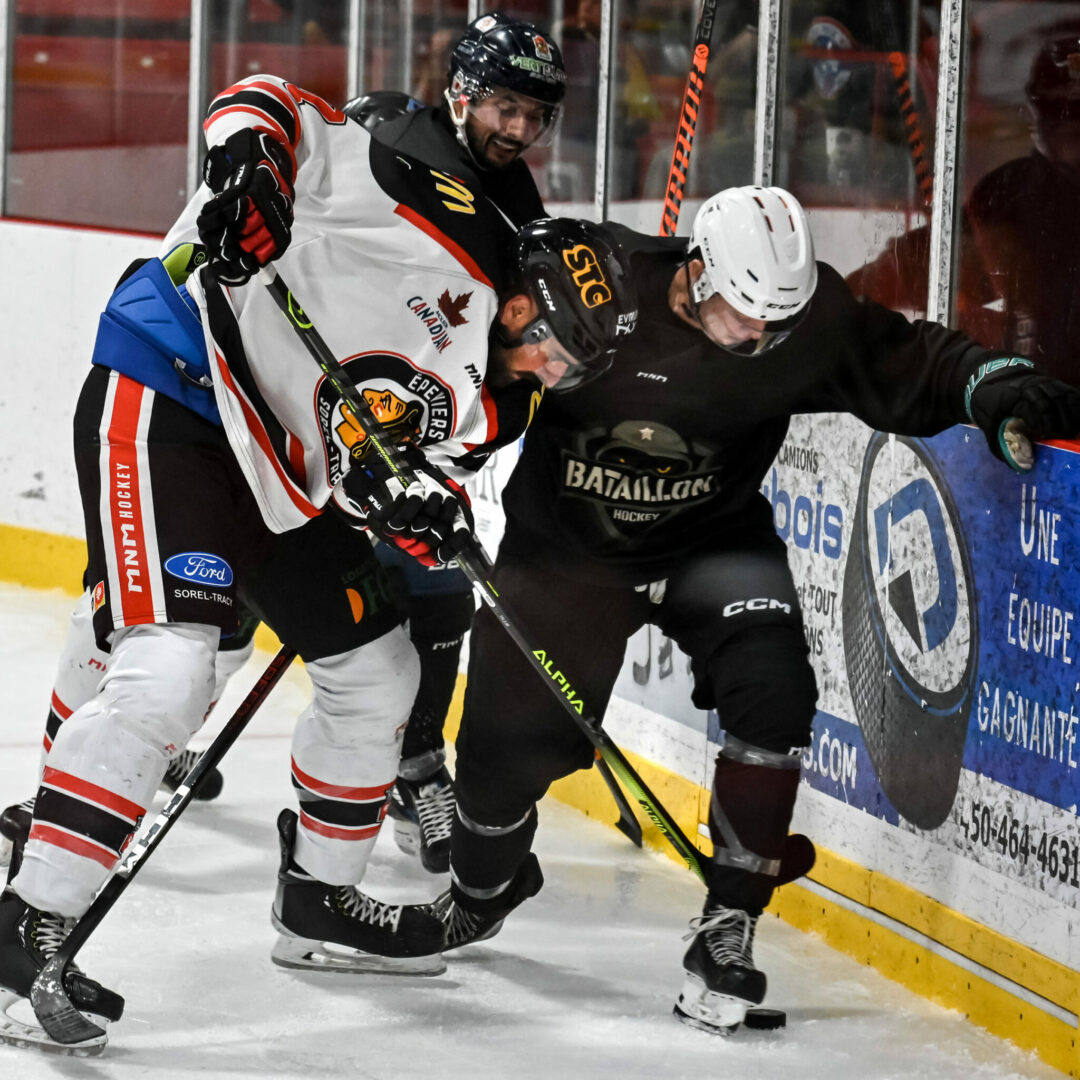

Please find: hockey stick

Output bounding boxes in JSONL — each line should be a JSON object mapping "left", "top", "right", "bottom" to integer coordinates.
{"left": 888, "top": 51, "right": 933, "bottom": 210}
{"left": 259, "top": 268, "right": 702, "bottom": 877}
{"left": 660, "top": 0, "right": 719, "bottom": 236}
{"left": 30, "top": 645, "right": 297, "bottom": 1045}
{"left": 470, "top": 546, "right": 641, "bottom": 846}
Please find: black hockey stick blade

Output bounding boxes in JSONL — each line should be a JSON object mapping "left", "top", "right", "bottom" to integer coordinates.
{"left": 30, "top": 646, "right": 297, "bottom": 1044}
{"left": 594, "top": 751, "right": 643, "bottom": 847}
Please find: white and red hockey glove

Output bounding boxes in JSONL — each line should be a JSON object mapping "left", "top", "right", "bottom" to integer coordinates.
{"left": 341, "top": 444, "right": 474, "bottom": 567}
{"left": 197, "top": 129, "right": 295, "bottom": 286}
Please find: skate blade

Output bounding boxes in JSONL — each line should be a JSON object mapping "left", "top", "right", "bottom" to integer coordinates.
{"left": 674, "top": 972, "right": 748, "bottom": 1035}
{"left": 270, "top": 932, "right": 446, "bottom": 977}
{"left": 0, "top": 990, "right": 107, "bottom": 1057}
{"left": 673, "top": 1002, "right": 739, "bottom": 1037}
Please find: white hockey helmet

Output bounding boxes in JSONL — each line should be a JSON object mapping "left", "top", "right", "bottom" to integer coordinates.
{"left": 688, "top": 186, "right": 817, "bottom": 354}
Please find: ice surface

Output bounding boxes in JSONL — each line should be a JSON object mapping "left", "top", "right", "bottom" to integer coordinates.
{"left": 0, "top": 584, "right": 1063, "bottom": 1079}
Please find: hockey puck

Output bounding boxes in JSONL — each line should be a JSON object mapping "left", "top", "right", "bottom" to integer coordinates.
{"left": 743, "top": 1007, "right": 787, "bottom": 1030}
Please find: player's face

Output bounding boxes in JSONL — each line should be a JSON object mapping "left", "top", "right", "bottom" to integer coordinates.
{"left": 464, "top": 88, "right": 551, "bottom": 168}
{"left": 671, "top": 261, "right": 768, "bottom": 350}
{"left": 490, "top": 293, "right": 594, "bottom": 391}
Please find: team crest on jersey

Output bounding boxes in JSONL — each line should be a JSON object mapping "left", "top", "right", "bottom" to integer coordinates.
{"left": 92, "top": 580, "right": 106, "bottom": 613}
{"left": 563, "top": 421, "right": 725, "bottom": 541}
{"left": 317, "top": 352, "right": 455, "bottom": 486}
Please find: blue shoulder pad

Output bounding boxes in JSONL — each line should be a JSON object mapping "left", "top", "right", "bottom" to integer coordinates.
{"left": 103, "top": 257, "right": 209, "bottom": 382}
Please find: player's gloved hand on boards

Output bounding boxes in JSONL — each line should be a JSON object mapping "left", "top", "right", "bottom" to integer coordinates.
{"left": 341, "top": 444, "right": 474, "bottom": 567}
{"left": 197, "top": 129, "right": 295, "bottom": 286}
{"left": 965, "top": 357, "right": 1080, "bottom": 473}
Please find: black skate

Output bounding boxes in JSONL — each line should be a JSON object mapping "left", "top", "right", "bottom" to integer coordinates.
{"left": 429, "top": 852, "right": 544, "bottom": 951}
{"left": 270, "top": 809, "right": 445, "bottom": 976}
{"left": 0, "top": 798, "right": 34, "bottom": 869}
{"left": 160, "top": 748, "right": 224, "bottom": 801}
{"left": 388, "top": 767, "right": 455, "bottom": 874}
{"left": 0, "top": 886, "right": 124, "bottom": 1056}
{"left": 673, "top": 899, "right": 765, "bottom": 1036}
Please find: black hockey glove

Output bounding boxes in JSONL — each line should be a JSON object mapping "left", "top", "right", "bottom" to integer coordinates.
{"left": 196, "top": 128, "right": 295, "bottom": 286}
{"left": 341, "top": 444, "right": 474, "bottom": 567}
{"left": 965, "top": 358, "right": 1080, "bottom": 473}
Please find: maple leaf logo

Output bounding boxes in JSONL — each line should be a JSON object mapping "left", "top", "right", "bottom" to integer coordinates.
{"left": 438, "top": 289, "right": 472, "bottom": 327}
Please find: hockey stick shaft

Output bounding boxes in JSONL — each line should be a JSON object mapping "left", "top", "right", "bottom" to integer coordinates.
{"left": 31, "top": 645, "right": 297, "bottom": 1044}
{"left": 888, "top": 51, "right": 933, "bottom": 210}
{"left": 660, "top": 0, "right": 719, "bottom": 236}
{"left": 259, "top": 267, "right": 703, "bottom": 880}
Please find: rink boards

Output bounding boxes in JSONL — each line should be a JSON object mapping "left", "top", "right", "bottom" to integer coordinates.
{"left": 469, "top": 413, "right": 1080, "bottom": 1078}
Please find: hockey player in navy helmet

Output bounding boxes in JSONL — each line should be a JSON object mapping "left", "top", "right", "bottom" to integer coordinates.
{"left": 0, "top": 55, "right": 631, "bottom": 1052}
{"left": 335, "top": 13, "right": 567, "bottom": 877}
{"left": 444, "top": 11, "right": 565, "bottom": 170}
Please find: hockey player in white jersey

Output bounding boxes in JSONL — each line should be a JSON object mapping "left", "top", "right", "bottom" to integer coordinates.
{"left": 0, "top": 11, "right": 568, "bottom": 877}
{"left": 0, "top": 71, "right": 634, "bottom": 1055}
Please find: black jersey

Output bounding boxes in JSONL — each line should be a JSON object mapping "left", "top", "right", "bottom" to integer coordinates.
{"left": 499, "top": 225, "right": 1003, "bottom": 585}
{"left": 362, "top": 103, "right": 548, "bottom": 474}
{"left": 372, "top": 105, "right": 546, "bottom": 232}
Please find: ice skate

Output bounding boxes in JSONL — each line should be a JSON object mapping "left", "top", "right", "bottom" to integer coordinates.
{"left": 673, "top": 899, "right": 765, "bottom": 1036}
{"left": 388, "top": 766, "right": 455, "bottom": 874}
{"left": 430, "top": 852, "right": 543, "bottom": 951}
{"left": 0, "top": 798, "right": 33, "bottom": 869}
{"left": 160, "top": 748, "right": 225, "bottom": 801}
{"left": 0, "top": 886, "right": 124, "bottom": 1056}
{"left": 270, "top": 809, "right": 445, "bottom": 976}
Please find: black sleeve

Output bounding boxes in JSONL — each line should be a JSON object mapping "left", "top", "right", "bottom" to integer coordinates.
{"left": 790, "top": 263, "right": 1002, "bottom": 435}
{"left": 367, "top": 136, "right": 506, "bottom": 289}
{"left": 601, "top": 222, "right": 686, "bottom": 318}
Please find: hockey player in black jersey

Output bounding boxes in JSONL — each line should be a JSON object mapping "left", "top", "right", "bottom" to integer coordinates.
{"left": 430, "top": 185, "right": 1080, "bottom": 1036}
{"left": 340, "top": 12, "right": 565, "bottom": 875}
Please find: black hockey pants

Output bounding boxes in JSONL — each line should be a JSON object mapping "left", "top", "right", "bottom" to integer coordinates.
{"left": 450, "top": 527, "right": 818, "bottom": 915}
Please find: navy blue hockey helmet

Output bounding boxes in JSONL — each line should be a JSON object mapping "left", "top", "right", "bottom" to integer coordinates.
{"left": 505, "top": 218, "right": 637, "bottom": 392}
{"left": 447, "top": 13, "right": 566, "bottom": 118}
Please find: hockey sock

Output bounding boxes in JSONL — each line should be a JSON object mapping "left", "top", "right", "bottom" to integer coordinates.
{"left": 707, "top": 755, "right": 800, "bottom": 915}
{"left": 449, "top": 802, "right": 538, "bottom": 915}
{"left": 400, "top": 591, "right": 474, "bottom": 775}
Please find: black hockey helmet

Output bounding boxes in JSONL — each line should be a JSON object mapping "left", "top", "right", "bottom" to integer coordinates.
{"left": 504, "top": 218, "right": 637, "bottom": 392}
{"left": 448, "top": 12, "right": 566, "bottom": 117}
{"left": 343, "top": 90, "right": 424, "bottom": 133}
{"left": 1026, "top": 32, "right": 1080, "bottom": 122}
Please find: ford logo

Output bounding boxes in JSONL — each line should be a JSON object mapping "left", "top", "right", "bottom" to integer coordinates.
{"left": 163, "top": 552, "right": 234, "bottom": 589}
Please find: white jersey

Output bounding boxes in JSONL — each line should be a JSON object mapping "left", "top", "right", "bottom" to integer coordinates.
{"left": 162, "top": 75, "right": 511, "bottom": 534}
